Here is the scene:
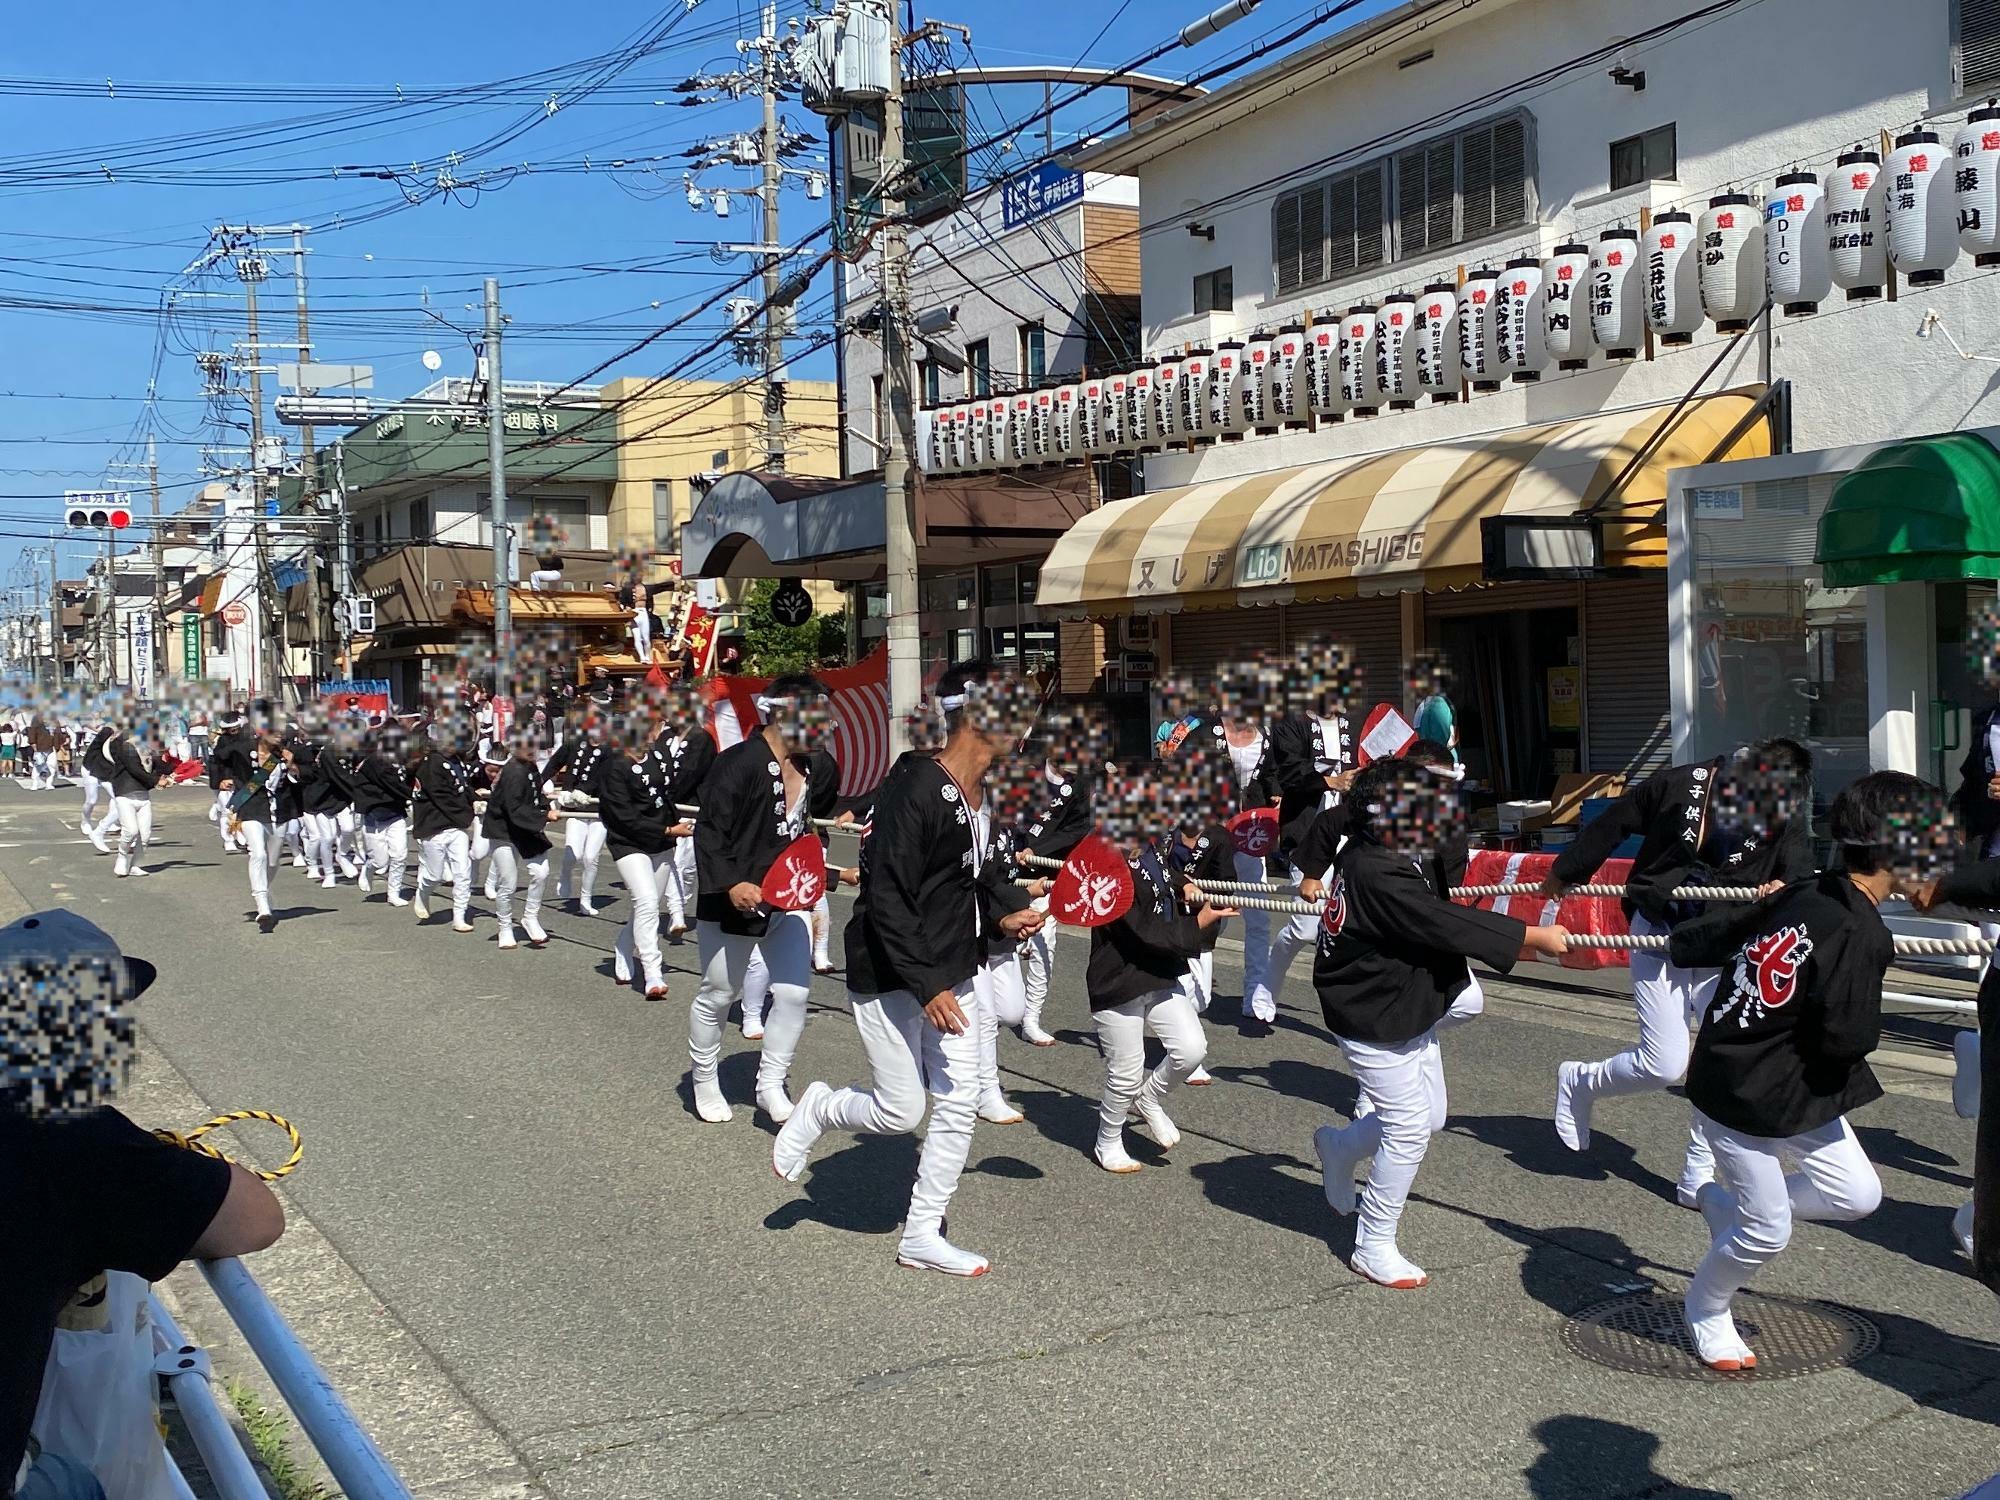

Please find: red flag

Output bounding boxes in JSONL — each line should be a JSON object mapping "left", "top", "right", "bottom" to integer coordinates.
{"left": 1049, "top": 834, "right": 1135, "bottom": 928}
{"left": 1357, "top": 703, "right": 1417, "bottom": 765}
{"left": 1226, "top": 806, "right": 1280, "bottom": 858}
{"left": 761, "top": 833, "right": 828, "bottom": 912}
{"left": 644, "top": 663, "right": 669, "bottom": 690}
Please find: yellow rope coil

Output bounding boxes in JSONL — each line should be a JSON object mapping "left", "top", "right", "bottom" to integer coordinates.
{"left": 153, "top": 1110, "right": 303, "bottom": 1182}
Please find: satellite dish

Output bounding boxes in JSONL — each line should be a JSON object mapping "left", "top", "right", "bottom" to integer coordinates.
{"left": 421, "top": 350, "right": 443, "bottom": 372}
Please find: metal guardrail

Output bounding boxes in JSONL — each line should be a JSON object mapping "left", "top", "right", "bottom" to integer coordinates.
{"left": 146, "top": 1292, "right": 268, "bottom": 1500}
{"left": 197, "top": 1257, "right": 416, "bottom": 1500}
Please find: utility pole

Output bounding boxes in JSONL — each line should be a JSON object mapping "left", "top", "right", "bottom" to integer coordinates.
{"left": 880, "top": 20, "right": 922, "bottom": 752}
{"left": 47, "top": 545, "right": 59, "bottom": 692}
{"left": 238, "top": 249, "right": 285, "bottom": 702}
{"left": 147, "top": 434, "right": 163, "bottom": 686}
{"left": 333, "top": 440, "right": 354, "bottom": 678}
{"left": 290, "top": 226, "right": 332, "bottom": 687}
{"left": 759, "top": 0, "right": 788, "bottom": 473}
{"left": 485, "top": 277, "right": 513, "bottom": 701}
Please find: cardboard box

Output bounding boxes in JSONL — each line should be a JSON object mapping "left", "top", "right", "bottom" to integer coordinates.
{"left": 1517, "top": 773, "right": 1627, "bottom": 833}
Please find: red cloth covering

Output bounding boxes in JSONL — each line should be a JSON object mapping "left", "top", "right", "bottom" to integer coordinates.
{"left": 1454, "top": 849, "right": 1635, "bottom": 970}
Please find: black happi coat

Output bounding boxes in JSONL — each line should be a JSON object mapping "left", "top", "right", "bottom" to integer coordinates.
{"left": 1167, "top": 823, "right": 1234, "bottom": 953}
{"left": 205, "top": 727, "right": 243, "bottom": 790}
{"left": 1087, "top": 844, "right": 1208, "bottom": 1010}
{"left": 1269, "top": 712, "right": 1354, "bottom": 855}
{"left": 975, "top": 808, "right": 1037, "bottom": 938}
{"left": 1314, "top": 839, "right": 1525, "bottom": 1046}
{"left": 1549, "top": 759, "right": 1815, "bottom": 926}
{"left": 660, "top": 725, "right": 717, "bottom": 819}
{"left": 694, "top": 737, "right": 838, "bottom": 936}
{"left": 273, "top": 736, "right": 308, "bottom": 823}
{"left": 1293, "top": 795, "right": 1469, "bottom": 892}
{"left": 409, "top": 750, "right": 476, "bottom": 839}
{"left": 81, "top": 727, "right": 117, "bottom": 780}
{"left": 482, "top": 758, "right": 554, "bottom": 858}
{"left": 546, "top": 738, "right": 612, "bottom": 799}
{"left": 302, "top": 746, "right": 359, "bottom": 816}
{"left": 1205, "top": 720, "right": 1276, "bottom": 815}
{"left": 217, "top": 737, "right": 278, "bottom": 825}
{"left": 1671, "top": 873, "right": 1890, "bottom": 1140}
{"left": 108, "top": 735, "right": 162, "bottom": 798}
{"left": 597, "top": 750, "right": 675, "bottom": 861}
{"left": 1023, "top": 766, "right": 1095, "bottom": 860}
{"left": 1933, "top": 857, "right": 2000, "bottom": 1293}
{"left": 352, "top": 752, "right": 412, "bottom": 821}
{"left": 845, "top": 754, "right": 1001, "bottom": 1001}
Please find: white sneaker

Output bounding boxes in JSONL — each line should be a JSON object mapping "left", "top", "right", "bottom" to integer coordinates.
{"left": 320, "top": 875, "right": 338, "bottom": 890}
{"left": 387, "top": 893, "right": 408, "bottom": 908}
{"left": 113, "top": 856, "right": 130, "bottom": 878}
{"left": 357, "top": 866, "right": 372, "bottom": 894}
{"left": 1954, "top": 1200, "right": 1975, "bottom": 1261}
{"left": 128, "top": 864, "right": 150, "bottom": 878}
{"left": 1314, "top": 1124, "right": 1360, "bottom": 1215}
{"left": 291, "top": 856, "right": 308, "bottom": 870}
{"left": 1554, "top": 1061, "right": 1592, "bottom": 1152}
{"left": 410, "top": 893, "right": 431, "bottom": 920}
{"left": 772, "top": 1081, "right": 830, "bottom": 1181}
{"left": 1094, "top": 1137, "right": 1143, "bottom": 1174}
{"left": 497, "top": 926, "right": 518, "bottom": 950}
{"left": 1350, "top": 1242, "right": 1428, "bottom": 1290}
{"left": 1244, "top": 987, "right": 1277, "bottom": 1023}
{"left": 522, "top": 917, "right": 548, "bottom": 949}
{"left": 977, "top": 1090, "right": 1024, "bottom": 1125}
{"left": 1955, "top": 1030, "right": 1981, "bottom": 1120}
{"left": 742, "top": 1014, "right": 766, "bottom": 1041}
{"left": 756, "top": 1084, "right": 794, "bottom": 1124}
{"left": 483, "top": 880, "right": 498, "bottom": 902}
{"left": 580, "top": 899, "right": 600, "bottom": 917}
{"left": 693, "top": 1075, "right": 734, "bottom": 1123}
{"left": 1185, "top": 1064, "right": 1213, "bottom": 1086}
{"left": 452, "top": 919, "right": 475, "bottom": 934}
{"left": 1020, "top": 1016, "right": 1057, "bottom": 1046}
{"left": 1132, "top": 1093, "right": 1180, "bottom": 1150}
{"left": 339, "top": 859, "right": 360, "bottom": 880}
{"left": 86, "top": 829, "right": 109, "bottom": 855}
{"left": 895, "top": 1232, "right": 990, "bottom": 1277}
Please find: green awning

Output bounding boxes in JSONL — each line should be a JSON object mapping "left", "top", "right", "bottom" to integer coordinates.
{"left": 1816, "top": 432, "right": 2000, "bottom": 586}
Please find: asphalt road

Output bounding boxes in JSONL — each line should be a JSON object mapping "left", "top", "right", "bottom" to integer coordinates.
{"left": 6, "top": 780, "right": 1997, "bottom": 1500}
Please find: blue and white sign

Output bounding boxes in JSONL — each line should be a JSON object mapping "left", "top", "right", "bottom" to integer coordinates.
{"left": 1001, "top": 163, "right": 1084, "bottom": 230}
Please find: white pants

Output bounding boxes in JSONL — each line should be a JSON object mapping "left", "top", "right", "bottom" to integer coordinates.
{"left": 975, "top": 950, "right": 1028, "bottom": 1104}
{"left": 241, "top": 818, "right": 281, "bottom": 916}
{"left": 1252, "top": 865, "right": 1323, "bottom": 1013}
{"left": 28, "top": 750, "right": 55, "bottom": 788}
{"left": 1094, "top": 986, "right": 1208, "bottom": 1146}
{"left": 821, "top": 984, "right": 982, "bottom": 1239}
{"left": 1333, "top": 1027, "right": 1449, "bottom": 1254}
{"left": 361, "top": 812, "right": 409, "bottom": 898}
{"left": 694, "top": 915, "right": 811, "bottom": 1094}
{"left": 1182, "top": 949, "right": 1215, "bottom": 1013}
{"left": 663, "top": 838, "right": 697, "bottom": 929}
{"left": 1572, "top": 913, "right": 1720, "bottom": 1187}
{"left": 490, "top": 844, "right": 549, "bottom": 931}
{"left": 1234, "top": 850, "right": 1272, "bottom": 997}
{"left": 558, "top": 816, "right": 606, "bottom": 903}
{"left": 612, "top": 850, "right": 672, "bottom": 989}
{"left": 810, "top": 893, "right": 833, "bottom": 965}
{"left": 305, "top": 811, "right": 344, "bottom": 879}
{"left": 1020, "top": 896, "right": 1055, "bottom": 1028}
{"left": 80, "top": 772, "right": 114, "bottom": 830}
{"left": 1685, "top": 1112, "right": 1880, "bottom": 1338}
{"left": 214, "top": 788, "right": 237, "bottom": 846}
{"left": 278, "top": 817, "right": 306, "bottom": 863}
{"left": 114, "top": 795, "right": 153, "bottom": 866}
{"left": 416, "top": 827, "right": 473, "bottom": 922}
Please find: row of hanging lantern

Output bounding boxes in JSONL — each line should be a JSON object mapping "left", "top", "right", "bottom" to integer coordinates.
{"left": 916, "top": 116, "right": 2000, "bottom": 476}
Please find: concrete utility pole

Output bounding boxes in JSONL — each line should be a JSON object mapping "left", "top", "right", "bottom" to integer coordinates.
{"left": 880, "top": 20, "right": 922, "bottom": 753}
{"left": 333, "top": 440, "right": 354, "bottom": 677}
{"left": 760, "top": 0, "right": 788, "bottom": 473}
{"left": 47, "top": 545, "right": 59, "bottom": 691}
{"left": 237, "top": 250, "right": 287, "bottom": 702}
{"left": 290, "top": 226, "right": 331, "bottom": 686}
{"left": 147, "top": 434, "right": 163, "bottom": 685}
{"left": 485, "top": 277, "right": 513, "bottom": 701}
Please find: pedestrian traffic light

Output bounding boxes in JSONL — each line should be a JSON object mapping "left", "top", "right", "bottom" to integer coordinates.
{"left": 62, "top": 491, "right": 133, "bottom": 530}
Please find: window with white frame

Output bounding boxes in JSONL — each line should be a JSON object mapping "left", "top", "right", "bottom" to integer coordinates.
{"left": 653, "top": 480, "right": 677, "bottom": 551}
{"left": 1958, "top": 0, "right": 2000, "bottom": 96}
{"left": 1271, "top": 111, "right": 1532, "bottom": 295}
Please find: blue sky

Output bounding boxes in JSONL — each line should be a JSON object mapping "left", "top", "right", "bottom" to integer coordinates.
{"left": 0, "top": 0, "right": 1388, "bottom": 584}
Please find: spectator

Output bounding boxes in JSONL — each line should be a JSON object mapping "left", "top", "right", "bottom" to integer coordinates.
{"left": 24, "top": 719, "right": 63, "bottom": 792}
{"left": 0, "top": 723, "right": 16, "bottom": 779}
{"left": 1, "top": 910, "right": 285, "bottom": 1500}
{"left": 185, "top": 712, "right": 209, "bottom": 766}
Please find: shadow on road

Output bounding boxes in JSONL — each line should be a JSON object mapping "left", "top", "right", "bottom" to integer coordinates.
{"left": 1188, "top": 1150, "right": 1345, "bottom": 1254}
{"left": 1448, "top": 1111, "right": 1680, "bottom": 1203}
{"left": 763, "top": 1137, "right": 919, "bottom": 1236}
{"left": 1207, "top": 1055, "right": 1357, "bottom": 1115}
{"left": 1524, "top": 1415, "right": 1733, "bottom": 1499}
{"left": 1855, "top": 1122, "right": 1972, "bottom": 1191}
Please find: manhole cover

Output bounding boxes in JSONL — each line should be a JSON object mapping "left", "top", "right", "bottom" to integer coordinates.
{"left": 1561, "top": 1291, "right": 1879, "bottom": 1381}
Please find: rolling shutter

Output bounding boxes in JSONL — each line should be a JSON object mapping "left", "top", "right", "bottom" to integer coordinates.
{"left": 1164, "top": 607, "right": 1280, "bottom": 681}
{"left": 1282, "top": 596, "right": 1403, "bottom": 708}
{"left": 1962, "top": 0, "right": 2000, "bottom": 96}
{"left": 1583, "top": 575, "right": 1671, "bottom": 776}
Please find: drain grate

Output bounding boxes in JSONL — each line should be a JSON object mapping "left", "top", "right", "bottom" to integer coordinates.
{"left": 1560, "top": 1290, "right": 1879, "bottom": 1381}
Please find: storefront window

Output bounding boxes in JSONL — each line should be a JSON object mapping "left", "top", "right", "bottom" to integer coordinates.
{"left": 982, "top": 565, "right": 1019, "bottom": 607}
{"left": 988, "top": 625, "right": 1020, "bottom": 659}
{"left": 1687, "top": 472, "right": 1870, "bottom": 800}
{"left": 950, "top": 627, "right": 978, "bottom": 663}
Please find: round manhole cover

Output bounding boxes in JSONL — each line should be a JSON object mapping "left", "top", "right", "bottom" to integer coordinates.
{"left": 1561, "top": 1291, "right": 1879, "bottom": 1381}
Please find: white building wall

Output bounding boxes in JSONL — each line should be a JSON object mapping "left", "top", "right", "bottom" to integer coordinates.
{"left": 1111, "top": 0, "right": 2000, "bottom": 489}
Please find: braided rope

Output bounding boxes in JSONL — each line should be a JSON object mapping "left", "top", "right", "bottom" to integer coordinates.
{"left": 153, "top": 1110, "right": 303, "bottom": 1183}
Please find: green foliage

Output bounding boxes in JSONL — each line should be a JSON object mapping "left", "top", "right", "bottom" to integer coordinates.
{"left": 741, "top": 578, "right": 849, "bottom": 676}
{"left": 225, "top": 1378, "right": 329, "bottom": 1500}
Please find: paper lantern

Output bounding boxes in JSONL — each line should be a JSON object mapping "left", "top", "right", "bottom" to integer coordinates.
{"left": 1414, "top": 282, "right": 1462, "bottom": 396}
{"left": 1127, "top": 363, "right": 1157, "bottom": 450}
{"left": 1764, "top": 172, "right": 1831, "bottom": 316}
{"left": 1589, "top": 228, "right": 1643, "bottom": 359}
{"left": 1957, "top": 103, "right": 2000, "bottom": 265}
{"left": 941, "top": 403, "right": 968, "bottom": 471}
{"left": 1699, "top": 193, "right": 1765, "bottom": 332}
{"left": 1375, "top": 295, "right": 1418, "bottom": 407}
{"left": 1339, "top": 305, "right": 1379, "bottom": 413}
{"left": 1643, "top": 211, "right": 1702, "bottom": 344}
{"left": 916, "top": 407, "right": 940, "bottom": 474}
{"left": 1458, "top": 271, "right": 1502, "bottom": 390}
{"left": 1885, "top": 127, "right": 1957, "bottom": 286}
{"left": 1212, "top": 341, "right": 1250, "bottom": 432}
{"left": 1100, "top": 372, "right": 1128, "bottom": 453}
{"left": 1825, "top": 149, "right": 1887, "bottom": 299}
{"left": 1154, "top": 358, "right": 1183, "bottom": 442}
{"left": 1181, "top": 349, "right": 1213, "bottom": 438}
{"left": 1029, "top": 387, "right": 1055, "bottom": 463}
{"left": 1306, "top": 321, "right": 1347, "bottom": 420}
{"left": 1078, "top": 376, "right": 1107, "bottom": 454}
{"left": 966, "top": 397, "right": 992, "bottom": 469}
{"left": 1050, "top": 384, "right": 1080, "bottom": 457}
{"left": 1542, "top": 244, "right": 1595, "bottom": 368}
{"left": 1007, "top": 391, "right": 1034, "bottom": 465}
{"left": 1497, "top": 257, "right": 1549, "bottom": 383}
{"left": 1237, "top": 333, "right": 1272, "bottom": 429}
{"left": 1269, "top": 324, "right": 1307, "bottom": 425}
{"left": 988, "top": 396, "right": 1017, "bottom": 469}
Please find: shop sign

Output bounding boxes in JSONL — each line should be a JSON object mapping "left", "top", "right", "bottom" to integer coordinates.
{"left": 1548, "top": 665, "right": 1581, "bottom": 729}
{"left": 1692, "top": 486, "right": 1744, "bottom": 521}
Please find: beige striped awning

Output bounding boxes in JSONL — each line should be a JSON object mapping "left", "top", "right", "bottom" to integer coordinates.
{"left": 1039, "top": 389, "right": 1769, "bottom": 616}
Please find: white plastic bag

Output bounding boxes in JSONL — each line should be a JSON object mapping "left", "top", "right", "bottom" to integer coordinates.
{"left": 31, "top": 1270, "right": 177, "bottom": 1500}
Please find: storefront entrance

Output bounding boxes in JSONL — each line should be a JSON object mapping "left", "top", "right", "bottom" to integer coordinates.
{"left": 1431, "top": 605, "right": 1580, "bottom": 802}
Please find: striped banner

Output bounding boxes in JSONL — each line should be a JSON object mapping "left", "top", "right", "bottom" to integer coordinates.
{"left": 706, "top": 644, "right": 893, "bottom": 797}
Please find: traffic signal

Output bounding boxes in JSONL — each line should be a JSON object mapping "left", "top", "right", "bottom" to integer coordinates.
{"left": 63, "top": 493, "right": 132, "bottom": 530}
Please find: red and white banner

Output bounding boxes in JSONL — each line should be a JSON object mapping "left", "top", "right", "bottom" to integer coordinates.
{"left": 679, "top": 603, "right": 718, "bottom": 678}
{"left": 706, "top": 644, "right": 894, "bottom": 797}
{"left": 761, "top": 833, "right": 829, "bottom": 911}
{"left": 1454, "top": 850, "right": 1635, "bottom": 971}
{"left": 1226, "top": 806, "right": 1280, "bottom": 857}
{"left": 1050, "top": 834, "right": 1135, "bottom": 928}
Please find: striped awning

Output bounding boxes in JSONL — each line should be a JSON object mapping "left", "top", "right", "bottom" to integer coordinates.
{"left": 1040, "top": 390, "right": 1769, "bottom": 615}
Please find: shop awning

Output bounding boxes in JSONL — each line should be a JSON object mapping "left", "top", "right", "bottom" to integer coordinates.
{"left": 1038, "top": 390, "right": 1770, "bottom": 616}
{"left": 1816, "top": 432, "right": 2000, "bottom": 586}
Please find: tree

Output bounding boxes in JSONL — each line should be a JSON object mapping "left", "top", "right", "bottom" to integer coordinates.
{"left": 741, "top": 578, "right": 848, "bottom": 676}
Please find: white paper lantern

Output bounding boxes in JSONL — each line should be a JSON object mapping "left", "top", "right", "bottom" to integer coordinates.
{"left": 1825, "top": 149, "right": 1887, "bottom": 299}
{"left": 1181, "top": 349, "right": 1213, "bottom": 438}
{"left": 1413, "top": 283, "right": 1461, "bottom": 397}
{"left": 1885, "top": 127, "right": 1958, "bottom": 286}
{"left": 1029, "top": 387, "right": 1055, "bottom": 463}
{"left": 1235, "top": 333, "right": 1270, "bottom": 429}
{"left": 1458, "top": 272, "right": 1502, "bottom": 390}
{"left": 1078, "top": 376, "right": 1107, "bottom": 454}
{"left": 1269, "top": 325, "right": 1307, "bottom": 425}
{"left": 1699, "top": 193, "right": 1765, "bottom": 332}
{"left": 1340, "top": 306, "right": 1379, "bottom": 413}
{"left": 1643, "top": 211, "right": 1703, "bottom": 344}
{"left": 965, "top": 398, "right": 991, "bottom": 469}
{"left": 1541, "top": 244, "right": 1594, "bottom": 368}
{"left": 1957, "top": 103, "right": 2000, "bottom": 265}
{"left": 1589, "top": 228, "right": 1643, "bottom": 359}
{"left": 1496, "top": 258, "right": 1549, "bottom": 383}
{"left": 985, "top": 396, "right": 1015, "bottom": 469}
{"left": 1127, "top": 364, "right": 1157, "bottom": 450}
{"left": 936, "top": 403, "right": 961, "bottom": 471}
{"left": 1050, "top": 384, "right": 1080, "bottom": 457}
{"left": 915, "top": 407, "right": 939, "bottom": 474}
{"left": 1306, "top": 322, "right": 1347, "bottom": 419}
{"left": 1209, "top": 341, "right": 1247, "bottom": 433}
{"left": 1101, "top": 373, "right": 1128, "bottom": 453}
{"left": 1007, "top": 391, "right": 1034, "bottom": 465}
{"left": 1154, "top": 358, "right": 1183, "bottom": 442}
{"left": 1764, "top": 173, "right": 1831, "bottom": 316}
{"left": 1372, "top": 296, "right": 1414, "bottom": 407}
